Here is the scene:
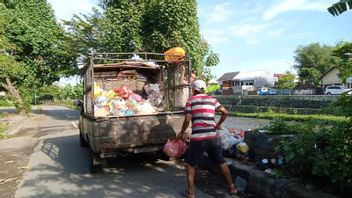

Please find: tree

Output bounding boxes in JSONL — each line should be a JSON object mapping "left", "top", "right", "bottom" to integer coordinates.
{"left": 65, "top": 0, "right": 219, "bottom": 80}
{"left": 0, "top": 1, "right": 27, "bottom": 112}
{"left": 294, "top": 43, "right": 339, "bottom": 85}
{"left": 276, "top": 72, "right": 295, "bottom": 89}
{"left": 328, "top": 0, "right": 352, "bottom": 16}
{"left": 141, "top": 1, "right": 219, "bottom": 79}
{"left": 1, "top": 0, "right": 78, "bottom": 113}
{"left": 333, "top": 42, "right": 352, "bottom": 82}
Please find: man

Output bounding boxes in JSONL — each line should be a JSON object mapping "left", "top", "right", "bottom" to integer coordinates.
{"left": 176, "top": 80, "right": 237, "bottom": 198}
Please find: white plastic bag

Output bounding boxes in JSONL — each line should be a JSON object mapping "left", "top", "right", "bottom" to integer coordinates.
{"left": 217, "top": 128, "right": 241, "bottom": 150}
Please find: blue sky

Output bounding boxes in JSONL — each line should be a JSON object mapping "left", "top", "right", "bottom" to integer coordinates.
{"left": 49, "top": 0, "right": 352, "bottom": 79}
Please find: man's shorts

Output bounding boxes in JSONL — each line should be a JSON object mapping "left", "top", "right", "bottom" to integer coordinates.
{"left": 186, "top": 137, "right": 225, "bottom": 167}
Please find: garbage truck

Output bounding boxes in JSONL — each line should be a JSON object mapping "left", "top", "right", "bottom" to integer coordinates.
{"left": 78, "top": 52, "right": 192, "bottom": 172}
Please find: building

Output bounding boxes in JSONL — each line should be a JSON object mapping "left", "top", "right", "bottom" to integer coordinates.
{"left": 320, "top": 67, "right": 352, "bottom": 88}
{"left": 217, "top": 70, "right": 276, "bottom": 95}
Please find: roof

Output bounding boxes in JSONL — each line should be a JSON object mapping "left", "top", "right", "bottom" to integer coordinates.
{"left": 217, "top": 72, "right": 239, "bottom": 82}
{"left": 274, "top": 73, "right": 285, "bottom": 79}
{"left": 320, "top": 67, "right": 338, "bottom": 80}
{"left": 233, "top": 70, "right": 273, "bottom": 81}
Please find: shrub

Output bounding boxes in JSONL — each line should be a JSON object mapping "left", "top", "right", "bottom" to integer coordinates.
{"left": 281, "top": 119, "right": 352, "bottom": 194}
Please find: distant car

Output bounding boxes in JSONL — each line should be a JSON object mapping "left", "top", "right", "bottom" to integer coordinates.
{"left": 324, "top": 85, "right": 351, "bottom": 95}
{"left": 257, "top": 87, "right": 277, "bottom": 95}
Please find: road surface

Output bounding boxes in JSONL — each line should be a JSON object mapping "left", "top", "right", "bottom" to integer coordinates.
{"left": 1, "top": 106, "right": 261, "bottom": 198}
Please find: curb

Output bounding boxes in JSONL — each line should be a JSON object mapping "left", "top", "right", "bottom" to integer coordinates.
{"left": 201, "top": 154, "right": 338, "bottom": 198}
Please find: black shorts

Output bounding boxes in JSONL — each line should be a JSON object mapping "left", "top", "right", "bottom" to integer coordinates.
{"left": 186, "top": 137, "right": 225, "bottom": 167}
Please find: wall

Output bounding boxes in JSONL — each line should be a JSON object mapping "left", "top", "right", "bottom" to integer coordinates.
{"left": 321, "top": 68, "right": 341, "bottom": 86}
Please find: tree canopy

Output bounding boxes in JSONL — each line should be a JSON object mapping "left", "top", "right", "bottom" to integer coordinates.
{"left": 328, "top": 0, "right": 352, "bottom": 16}
{"left": 1, "top": 0, "right": 78, "bottom": 113}
{"left": 293, "top": 43, "right": 339, "bottom": 85}
{"left": 276, "top": 72, "right": 295, "bottom": 89}
{"left": 333, "top": 42, "right": 352, "bottom": 82}
{"left": 65, "top": 0, "right": 219, "bottom": 80}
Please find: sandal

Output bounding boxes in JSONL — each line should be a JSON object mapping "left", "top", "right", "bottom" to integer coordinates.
{"left": 180, "top": 190, "right": 195, "bottom": 198}
{"left": 229, "top": 183, "right": 238, "bottom": 195}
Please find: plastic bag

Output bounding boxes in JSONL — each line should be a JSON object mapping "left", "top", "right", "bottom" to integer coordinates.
{"left": 139, "top": 100, "right": 156, "bottom": 114}
{"left": 164, "top": 47, "right": 185, "bottom": 63}
{"left": 144, "top": 84, "right": 160, "bottom": 95}
{"left": 217, "top": 128, "right": 241, "bottom": 150}
{"left": 236, "top": 142, "right": 249, "bottom": 153}
{"left": 163, "top": 139, "right": 186, "bottom": 158}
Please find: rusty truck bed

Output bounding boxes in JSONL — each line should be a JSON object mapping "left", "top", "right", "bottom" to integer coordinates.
{"left": 80, "top": 111, "right": 186, "bottom": 158}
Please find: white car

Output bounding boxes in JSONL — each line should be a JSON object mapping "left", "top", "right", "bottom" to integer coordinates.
{"left": 324, "top": 85, "right": 351, "bottom": 95}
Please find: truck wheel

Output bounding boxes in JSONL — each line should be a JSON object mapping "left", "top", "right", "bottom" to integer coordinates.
{"left": 89, "top": 151, "right": 104, "bottom": 173}
{"left": 80, "top": 132, "right": 88, "bottom": 147}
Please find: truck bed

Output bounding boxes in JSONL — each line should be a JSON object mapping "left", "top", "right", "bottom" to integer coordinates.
{"left": 80, "top": 111, "right": 187, "bottom": 158}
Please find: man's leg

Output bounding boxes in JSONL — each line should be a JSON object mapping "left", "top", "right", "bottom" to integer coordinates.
{"left": 186, "top": 164, "right": 196, "bottom": 198}
{"left": 219, "top": 163, "right": 237, "bottom": 194}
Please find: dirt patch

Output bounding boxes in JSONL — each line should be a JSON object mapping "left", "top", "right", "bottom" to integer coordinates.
{"left": 0, "top": 137, "right": 39, "bottom": 198}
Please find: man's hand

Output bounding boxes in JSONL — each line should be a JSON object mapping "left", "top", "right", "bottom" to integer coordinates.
{"left": 176, "top": 131, "right": 184, "bottom": 140}
{"left": 215, "top": 124, "right": 222, "bottom": 130}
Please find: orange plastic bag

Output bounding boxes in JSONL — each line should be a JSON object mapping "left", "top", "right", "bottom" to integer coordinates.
{"left": 163, "top": 139, "right": 186, "bottom": 158}
{"left": 164, "top": 47, "right": 185, "bottom": 63}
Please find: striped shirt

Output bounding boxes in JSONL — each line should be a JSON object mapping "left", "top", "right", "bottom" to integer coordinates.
{"left": 184, "top": 94, "right": 222, "bottom": 141}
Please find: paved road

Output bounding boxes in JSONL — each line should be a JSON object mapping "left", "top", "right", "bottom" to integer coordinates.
{"left": 5, "top": 106, "right": 261, "bottom": 198}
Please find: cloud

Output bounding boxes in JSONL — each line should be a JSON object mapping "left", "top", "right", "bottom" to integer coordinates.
{"left": 230, "top": 21, "right": 287, "bottom": 45}
{"left": 262, "top": 0, "right": 331, "bottom": 21}
{"left": 48, "top": 0, "right": 96, "bottom": 21}
{"left": 200, "top": 29, "right": 229, "bottom": 44}
{"left": 203, "top": 2, "right": 235, "bottom": 23}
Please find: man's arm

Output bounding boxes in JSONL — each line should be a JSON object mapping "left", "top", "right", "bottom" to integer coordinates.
{"left": 216, "top": 106, "right": 228, "bottom": 129}
{"left": 176, "top": 113, "right": 192, "bottom": 140}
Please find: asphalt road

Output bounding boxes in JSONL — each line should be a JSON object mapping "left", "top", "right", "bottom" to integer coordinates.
{"left": 8, "top": 106, "right": 259, "bottom": 198}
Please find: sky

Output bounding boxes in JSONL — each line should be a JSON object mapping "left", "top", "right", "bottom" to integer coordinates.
{"left": 48, "top": 0, "right": 352, "bottom": 81}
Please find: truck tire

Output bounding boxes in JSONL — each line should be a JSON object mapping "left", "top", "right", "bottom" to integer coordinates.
{"left": 80, "top": 131, "right": 88, "bottom": 147}
{"left": 89, "top": 150, "right": 104, "bottom": 173}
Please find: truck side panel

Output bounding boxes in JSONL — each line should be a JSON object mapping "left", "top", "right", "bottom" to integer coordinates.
{"left": 81, "top": 113, "right": 187, "bottom": 155}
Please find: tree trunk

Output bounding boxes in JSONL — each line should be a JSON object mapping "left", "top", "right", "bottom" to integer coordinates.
{"left": 1, "top": 77, "right": 25, "bottom": 114}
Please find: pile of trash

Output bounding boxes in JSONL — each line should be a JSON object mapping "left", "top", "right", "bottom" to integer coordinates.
{"left": 94, "top": 82, "right": 163, "bottom": 117}
{"left": 217, "top": 128, "right": 249, "bottom": 160}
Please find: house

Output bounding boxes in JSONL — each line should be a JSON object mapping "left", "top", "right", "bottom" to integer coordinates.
{"left": 320, "top": 67, "right": 352, "bottom": 89}
{"left": 217, "top": 69, "right": 276, "bottom": 95}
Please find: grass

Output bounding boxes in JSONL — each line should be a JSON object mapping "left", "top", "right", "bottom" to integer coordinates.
{"left": 229, "top": 111, "right": 348, "bottom": 123}
{"left": 0, "top": 99, "right": 13, "bottom": 107}
{"left": 0, "top": 122, "right": 9, "bottom": 139}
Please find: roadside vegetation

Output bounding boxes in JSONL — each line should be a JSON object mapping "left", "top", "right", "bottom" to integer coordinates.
{"left": 0, "top": 98, "right": 13, "bottom": 107}
{"left": 0, "top": 122, "right": 8, "bottom": 138}
{"left": 229, "top": 111, "right": 347, "bottom": 123}
{"left": 249, "top": 94, "right": 352, "bottom": 196}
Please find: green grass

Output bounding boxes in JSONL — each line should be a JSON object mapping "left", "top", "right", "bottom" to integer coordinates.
{"left": 0, "top": 99, "right": 13, "bottom": 107}
{"left": 229, "top": 111, "right": 348, "bottom": 123}
{"left": 0, "top": 122, "right": 9, "bottom": 139}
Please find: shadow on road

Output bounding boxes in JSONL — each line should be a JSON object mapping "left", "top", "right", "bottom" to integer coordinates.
{"left": 18, "top": 134, "right": 189, "bottom": 198}
{"left": 32, "top": 108, "right": 80, "bottom": 121}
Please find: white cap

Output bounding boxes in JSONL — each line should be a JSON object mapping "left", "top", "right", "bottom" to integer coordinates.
{"left": 192, "top": 80, "right": 206, "bottom": 92}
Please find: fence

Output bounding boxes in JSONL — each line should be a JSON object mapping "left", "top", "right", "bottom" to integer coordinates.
{"left": 215, "top": 95, "right": 338, "bottom": 114}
